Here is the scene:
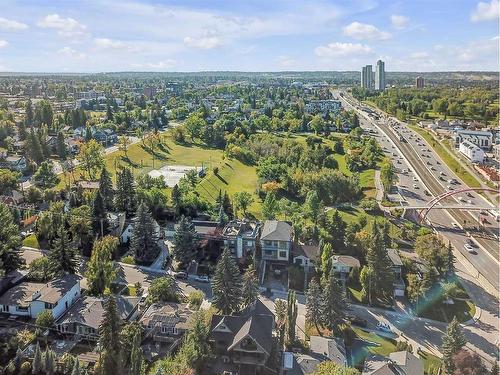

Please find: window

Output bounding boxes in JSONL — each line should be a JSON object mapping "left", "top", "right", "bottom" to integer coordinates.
{"left": 279, "top": 251, "right": 288, "bottom": 258}
{"left": 16, "top": 306, "right": 28, "bottom": 312}
{"left": 161, "top": 325, "right": 169, "bottom": 333}
{"left": 172, "top": 327, "right": 178, "bottom": 335}
{"left": 295, "top": 258, "right": 302, "bottom": 265}
{"left": 2, "top": 305, "right": 8, "bottom": 312}
{"left": 45, "top": 302, "right": 54, "bottom": 309}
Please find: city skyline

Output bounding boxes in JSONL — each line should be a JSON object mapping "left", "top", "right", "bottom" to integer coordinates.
{"left": 0, "top": 0, "right": 498, "bottom": 72}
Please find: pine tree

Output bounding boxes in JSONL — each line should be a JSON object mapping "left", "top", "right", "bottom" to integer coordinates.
{"left": 442, "top": 316, "right": 466, "bottom": 374}
{"left": 28, "top": 129, "right": 45, "bottom": 164}
{"left": 25, "top": 99, "right": 34, "bottom": 126}
{"left": 275, "top": 299, "right": 287, "bottom": 349}
{"left": 92, "top": 192, "right": 109, "bottom": 237}
{"left": 211, "top": 248, "right": 242, "bottom": 315}
{"left": 185, "top": 311, "right": 210, "bottom": 371}
{"left": 444, "top": 242, "right": 455, "bottom": 276}
{"left": 43, "top": 348, "right": 55, "bottom": 375}
{"left": 171, "top": 184, "right": 182, "bottom": 218}
{"left": 322, "top": 268, "right": 347, "bottom": 333}
{"left": 262, "top": 191, "right": 279, "bottom": 220}
{"left": 0, "top": 203, "right": 24, "bottom": 276}
{"left": 306, "top": 279, "right": 323, "bottom": 335}
{"left": 223, "top": 191, "right": 234, "bottom": 219}
{"left": 287, "top": 290, "right": 298, "bottom": 344}
{"left": 320, "top": 243, "right": 332, "bottom": 283}
{"left": 115, "top": 167, "right": 137, "bottom": 216}
{"left": 56, "top": 131, "right": 67, "bottom": 159}
{"left": 172, "top": 216, "right": 198, "bottom": 266}
{"left": 71, "top": 359, "right": 80, "bottom": 375}
{"left": 131, "top": 202, "right": 159, "bottom": 264}
{"left": 32, "top": 343, "right": 42, "bottom": 374}
{"left": 99, "top": 296, "right": 122, "bottom": 375}
{"left": 98, "top": 167, "right": 114, "bottom": 210}
{"left": 241, "top": 264, "right": 259, "bottom": 309}
{"left": 86, "top": 236, "right": 118, "bottom": 296}
{"left": 129, "top": 331, "right": 143, "bottom": 375}
{"left": 48, "top": 223, "right": 77, "bottom": 276}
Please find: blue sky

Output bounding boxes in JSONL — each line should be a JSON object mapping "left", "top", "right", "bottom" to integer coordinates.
{"left": 0, "top": 0, "right": 498, "bottom": 72}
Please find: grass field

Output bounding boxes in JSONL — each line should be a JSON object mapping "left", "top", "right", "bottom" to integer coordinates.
{"left": 22, "top": 234, "right": 40, "bottom": 249}
{"left": 408, "top": 125, "right": 481, "bottom": 188}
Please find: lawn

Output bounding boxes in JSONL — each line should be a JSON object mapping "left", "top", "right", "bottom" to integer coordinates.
{"left": 419, "top": 297, "right": 475, "bottom": 323}
{"left": 351, "top": 327, "right": 397, "bottom": 367}
{"left": 22, "top": 234, "right": 40, "bottom": 249}
{"left": 408, "top": 125, "right": 481, "bottom": 188}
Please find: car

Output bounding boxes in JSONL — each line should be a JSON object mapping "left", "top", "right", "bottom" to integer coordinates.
{"left": 451, "top": 222, "right": 460, "bottom": 229}
{"left": 413, "top": 184, "right": 419, "bottom": 189}
{"left": 457, "top": 196, "right": 465, "bottom": 202}
{"left": 467, "top": 199, "right": 472, "bottom": 204}
{"left": 464, "top": 243, "right": 476, "bottom": 254}
{"left": 447, "top": 185, "right": 454, "bottom": 190}
{"left": 377, "top": 322, "right": 392, "bottom": 332}
{"left": 466, "top": 239, "right": 478, "bottom": 248}
{"left": 424, "top": 190, "right": 431, "bottom": 196}
{"left": 174, "top": 271, "right": 188, "bottom": 279}
{"left": 440, "top": 171, "right": 446, "bottom": 176}
{"left": 430, "top": 166, "right": 435, "bottom": 171}
{"left": 466, "top": 192, "right": 473, "bottom": 198}
{"left": 194, "top": 275, "right": 210, "bottom": 283}
{"left": 412, "top": 176, "right": 418, "bottom": 181}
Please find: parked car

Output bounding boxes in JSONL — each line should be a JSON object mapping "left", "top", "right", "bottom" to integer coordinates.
{"left": 464, "top": 243, "right": 476, "bottom": 254}
{"left": 377, "top": 322, "right": 392, "bottom": 332}
{"left": 175, "top": 271, "right": 188, "bottom": 280}
{"left": 194, "top": 275, "right": 209, "bottom": 283}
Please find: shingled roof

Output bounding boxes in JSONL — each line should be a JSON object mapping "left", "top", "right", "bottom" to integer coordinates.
{"left": 261, "top": 220, "right": 292, "bottom": 242}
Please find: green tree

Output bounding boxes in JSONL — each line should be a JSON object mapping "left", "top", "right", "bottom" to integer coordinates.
{"left": 309, "top": 115, "right": 325, "bottom": 134}
{"left": 0, "top": 203, "right": 24, "bottom": 276}
{"left": 442, "top": 316, "right": 466, "bottom": 374}
{"left": 98, "top": 167, "right": 114, "bottom": 210}
{"left": 35, "top": 310, "right": 54, "bottom": 332}
{"left": 287, "top": 290, "right": 298, "bottom": 344}
{"left": 129, "top": 331, "right": 143, "bottom": 375}
{"left": 147, "top": 276, "right": 179, "bottom": 304}
{"left": 43, "top": 348, "right": 56, "bottom": 375}
{"left": 56, "top": 131, "right": 67, "bottom": 159}
{"left": 380, "top": 159, "right": 397, "bottom": 193}
{"left": 306, "top": 279, "right": 323, "bottom": 335}
{"left": 86, "top": 236, "right": 117, "bottom": 295}
{"left": 28, "top": 257, "right": 52, "bottom": 282}
{"left": 33, "top": 161, "right": 60, "bottom": 189}
{"left": 77, "top": 139, "right": 105, "bottom": 180}
{"left": 320, "top": 243, "right": 333, "bottom": 281}
{"left": 171, "top": 184, "right": 182, "bottom": 218}
{"left": 0, "top": 168, "right": 20, "bottom": 195}
{"left": 92, "top": 192, "right": 109, "bottom": 237}
{"left": 311, "top": 361, "right": 360, "bottom": 375}
{"left": 28, "top": 129, "right": 45, "bottom": 164}
{"left": 261, "top": 191, "right": 279, "bottom": 220}
{"left": 172, "top": 216, "right": 198, "bottom": 266}
{"left": 68, "top": 205, "right": 92, "bottom": 249}
{"left": 184, "top": 113, "right": 205, "bottom": 141}
{"left": 241, "top": 264, "right": 259, "bottom": 309}
{"left": 32, "top": 343, "right": 43, "bottom": 374}
{"left": 275, "top": 299, "right": 287, "bottom": 349}
{"left": 211, "top": 248, "right": 242, "bottom": 315}
{"left": 444, "top": 242, "right": 455, "bottom": 276}
{"left": 48, "top": 223, "right": 77, "bottom": 276}
{"left": 322, "top": 268, "right": 347, "bottom": 333}
{"left": 233, "top": 191, "right": 253, "bottom": 217}
{"left": 305, "top": 191, "right": 322, "bottom": 225}
{"left": 99, "top": 296, "right": 122, "bottom": 375}
{"left": 115, "top": 167, "right": 137, "bottom": 216}
{"left": 415, "top": 234, "right": 448, "bottom": 275}
{"left": 131, "top": 202, "right": 159, "bottom": 264}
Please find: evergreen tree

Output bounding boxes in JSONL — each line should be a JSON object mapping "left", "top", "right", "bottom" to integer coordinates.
{"left": 444, "top": 242, "right": 455, "bottom": 276}
{"left": 306, "top": 279, "right": 323, "bottom": 335}
{"left": 322, "top": 268, "right": 347, "bottom": 333}
{"left": 98, "top": 167, "right": 114, "bottom": 210}
{"left": 0, "top": 203, "right": 24, "bottom": 276}
{"left": 320, "top": 243, "right": 333, "bottom": 282}
{"left": 43, "top": 348, "right": 55, "bottom": 375}
{"left": 25, "top": 99, "right": 34, "bottom": 126}
{"left": 115, "top": 167, "right": 137, "bottom": 216}
{"left": 48, "top": 223, "right": 77, "bottom": 276}
{"left": 131, "top": 202, "right": 159, "bottom": 264}
{"left": 56, "top": 131, "right": 67, "bottom": 159}
{"left": 86, "top": 236, "right": 117, "bottom": 296}
{"left": 71, "top": 359, "right": 80, "bottom": 375}
{"left": 170, "top": 184, "right": 182, "bottom": 218}
{"left": 129, "top": 331, "right": 143, "bottom": 375}
{"left": 32, "top": 343, "right": 42, "bottom": 374}
{"left": 261, "top": 191, "right": 279, "bottom": 220}
{"left": 275, "top": 299, "right": 287, "bottom": 349}
{"left": 28, "top": 129, "right": 45, "bottom": 164}
{"left": 442, "top": 316, "right": 466, "bottom": 374}
{"left": 92, "top": 192, "right": 109, "bottom": 237}
{"left": 325, "top": 210, "right": 346, "bottom": 251}
{"left": 172, "top": 216, "right": 198, "bottom": 266}
{"left": 185, "top": 311, "right": 210, "bottom": 372}
{"left": 106, "top": 104, "right": 114, "bottom": 121}
{"left": 287, "top": 290, "right": 298, "bottom": 344}
{"left": 241, "top": 264, "right": 259, "bottom": 309}
{"left": 211, "top": 248, "right": 242, "bottom": 315}
{"left": 223, "top": 191, "right": 234, "bottom": 219}
{"left": 99, "top": 296, "right": 122, "bottom": 375}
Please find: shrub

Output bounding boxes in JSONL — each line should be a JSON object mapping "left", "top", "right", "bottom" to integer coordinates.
{"left": 121, "top": 255, "right": 135, "bottom": 265}
{"left": 188, "top": 291, "right": 204, "bottom": 310}
{"left": 35, "top": 311, "right": 54, "bottom": 333}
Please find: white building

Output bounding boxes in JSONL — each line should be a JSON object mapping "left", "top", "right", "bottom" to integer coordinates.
{"left": 0, "top": 274, "right": 81, "bottom": 319}
{"left": 455, "top": 130, "right": 493, "bottom": 150}
{"left": 459, "top": 140, "right": 486, "bottom": 163}
{"left": 375, "top": 60, "right": 385, "bottom": 91}
{"left": 361, "top": 65, "right": 374, "bottom": 89}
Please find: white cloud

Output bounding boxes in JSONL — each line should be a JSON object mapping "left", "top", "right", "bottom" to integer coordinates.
{"left": 37, "top": 14, "right": 87, "bottom": 37}
{"left": 471, "top": 0, "right": 500, "bottom": 22}
{"left": 131, "top": 59, "right": 176, "bottom": 70}
{"left": 183, "top": 36, "right": 222, "bottom": 49}
{"left": 94, "top": 38, "right": 133, "bottom": 50}
{"left": 0, "top": 17, "right": 28, "bottom": 31}
{"left": 278, "top": 55, "right": 296, "bottom": 67}
{"left": 57, "top": 46, "right": 87, "bottom": 59}
{"left": 315, "top": 42, "right": 373, "bottom": 58}
{"left": 0, "top": 40, "right": 9, "bottom": 48}
{"left": 410, "top": 51, "right": 429, "bottom": 59}
{"left": 343, "top": 22, "right": 392, "bottom": 40}
{"left": 390, "top": 15, "right": 410, "bottom": 29}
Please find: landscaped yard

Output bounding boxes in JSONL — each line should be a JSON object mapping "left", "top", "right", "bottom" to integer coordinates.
{"left": 22, "top": 234, "right": 40, "bottom": 249}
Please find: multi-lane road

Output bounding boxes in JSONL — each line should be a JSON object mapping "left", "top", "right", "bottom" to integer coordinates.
{"left": 334, "top": 90, "right": 499, "bottom": 294}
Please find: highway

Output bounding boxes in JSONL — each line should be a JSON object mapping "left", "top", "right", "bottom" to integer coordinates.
{"left": 334, "top": 90, "right": 500, "bottom": 293}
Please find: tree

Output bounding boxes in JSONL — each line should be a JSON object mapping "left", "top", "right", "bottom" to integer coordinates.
{"left": 43, "top": 349, "right": 56, "bottom": 375}
{"left": 147, "top": 276, "right": 179, "bottom": 303}
{"left": 320, "top": 243, "right": 333, "bottom": 281}
{"left": 322, "top": 268, "right": 347, "bottom": 333}
{"left": 172, "top": 215, "right": 198, "bottom": 265}
{"left": 444, "top": 242, "right": 455, "bottom": 276}
{"left": 184, "top": 113, "right": 205, "bottom": 141}
{"left": 0, "top": 168, "right": 20, "bottom": 195}
{"left": 106, "top": 104, "right": 114, "bottom": 121}
{"left": 287, "top": 290, "right": 298, "bottom": 344}
{"left": 323, "top": 210, "right": 347, "bottom": 251}
{"left": 233, "top": 191, "right": 253, "bottom": 217}
{"left": 118, "top": 136, "right": 131, "bottom": 159}
{"left": 86, "top": 236, "right": 117, "bottom": 296}
{"left": 35, "top": 310, "right": 54, "bottom": 332}
{"left": 92, "top": 192, "right": 109, "bottom": 237}
{"left": 32, "top": 343, "right": 43, "bottom": 374}
{"left": 452, "top": 349, "right": 487, "bottom": 375}
{"left": 99, "top": 296, "right": 122, "bottom": 375}
{"left": 115, "top": 167, "right": 137, "bottom": 216}
{"left": 131, "top": 202, "right": 159, "bottom": 264}
{"left": 77, "top": 139, "right": 105, "bottom": 180}
{"left": 311, "top": 361, "right": 360, "bottom": 375}
{"left": 442, "top": 316, "right": 467, "bottom": 374}
{"left": 98, "top": 167, "right": 114, "bottom": 210}
{"left": 415, "top": 234, "right": 448, "bottom": 275}
{"left": 48, "top": 223, "right": 77, "bottom": 276}
{"left": 28, "top": 257, "right": 52, "bottom": 282}
{"left": 171, "top": 184, "right": 182, "bottom": 218}
{"left": 211, "top": 248, "right": 242, "bottom": 315}
{"left": 28, "top": 129, "right": 45, "bottom": 164}
{"left": 129, "top": 331, "right": 143, "bottom": 375}
{"left": 380, "top": 159, "right": 397, "bottom": 192}
{"left": 306, "top": 279, "right": 323, "bottom": 335}
{"left": 68, "top": 205, "right": 92, "bottom": 249}
{"left": 0, "top": 203, "right": 24, "bottom": 276}
{"left": 56, "top": 131, "right": 67, "bottom": 159}
{"left": 261, "top": 191, "right": 279, "bottom": 220}
{"left": 309, "top": 115, "right": 325, "bottom": 134}
{"left": 241, "top": 264, "right": 259, "bottom": 309}
{"left": 33, "top": 161, "right": 60, "bottom": 189}
{"left": 305, "top": 191, "right": 322, "bottom": 225}
{"left": 275, "top": 299, "right": 287, "bottom": 348}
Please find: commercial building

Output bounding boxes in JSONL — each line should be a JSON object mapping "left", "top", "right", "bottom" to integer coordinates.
{"left": 375, "top": 60, "right": 385, "bottom": 91}
{"left": 361, "top": 65, "right": 373, "bottom": 89}
{"left": 459, "top": 140, "right": 486, "bottom": 163}
{"left": 416, "top": 76, "right": 425, "bottom": 88}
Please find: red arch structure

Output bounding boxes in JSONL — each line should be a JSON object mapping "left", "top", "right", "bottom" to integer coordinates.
{"left": 419, "top": 187, "right": 498, "bottom": 222}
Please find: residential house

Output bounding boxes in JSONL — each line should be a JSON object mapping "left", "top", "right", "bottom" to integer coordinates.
{"left": 292, "top": 243, "right": 320, "bottom": 272}
{"left": 332, "top": 255, "right": 361, "bottom": 283}
{"left": 222, "top": 220, "right": 261, "bottom": 260}
{"left": 459, "top": 140, "right": 486, "bottom": 163}
{"left": 260, "top": 220, "right": 293, "bottom": 264}
{"left": 454, "top": 130, "right": 493, "bottom": 150}
{"left": 120, "top": 218, "right": 161, "bottom": 244}
{"left": 208, "top": 300, "right": 276, "bottom": 374}
{"left": 387, "top": 249, "right": 405, "bottom": 297}
{"left": 362, "top": 352, "right": 424, "bottom": 375}
{"left": 0, "top": 274, "right": 81, "bottom": 319}
{"left": 56, "top": 295, "right": 140, "bottom": 341}
{"left": 93, "top": 129, "right": 117, "bottom": 147}
{"left": 140, "top": 302, "right": 192, "bottom": 344}
{"left": 0, "top": 155, "right": 27, "bottom": 172}
{"left": 107, "top": 212, "right": 126, "bottom": 238}
{"left": 304, "top": 100, "right": 342, "bottom": 114}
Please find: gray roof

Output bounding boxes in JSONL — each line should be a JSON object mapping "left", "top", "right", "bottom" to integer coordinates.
{"left": 389, "top": 351, "right": 424, "bottom": 375}
{"left": 140, "top": 302, "right": 192, "bottom": 330}
{"left": 332, "top": 255, "right": 361, "bottom": 269}
{"left": 309, "top": 336, "right": 347, "bottom": 365}
{"left": 387, "top": 249, "right": 403, "bottom": 267}
{"left": 362, "top": 352, "right": 424, "bottom": 375}
{"left": 286, "top": 353, "right": 321, "bottom": 375}
{"left": 261, "top": 220, "right": 292, "bottom": 242}
{"left": 293, "top": 244, "right": 320, "bottom": 260}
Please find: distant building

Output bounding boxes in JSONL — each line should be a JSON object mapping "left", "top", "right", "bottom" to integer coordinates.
{"left": 375, "top": 60, "right": 385, "bottom": 91}
{"left": 416, "top": 76, "right": 425, "bottom": 88}
{"left": 455, "top": 130, "right": 493, "bottom": 150}
{"left": 387, "top": 248, "right": 405, "bottom": 297}
{"left": 304, "top": 100, "right": 342, "bottom": 114}
{"left": 361, "top": 65, "right": 374, "bottom": 89}
{"left": 459, "top": 140, "right": 486, "bottom": 163}
{"left": 140, "top": 302, "right": 192, "bottom": 344}
{"left": 75, "top": 90, "right": 104, "bottom": 100}
{"left": 143, "top": 86, "right": 157, "bottom": 99}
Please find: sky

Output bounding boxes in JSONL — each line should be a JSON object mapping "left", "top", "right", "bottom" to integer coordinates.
{"left": 0, "top": 0, "right": 498, "bottom": 72}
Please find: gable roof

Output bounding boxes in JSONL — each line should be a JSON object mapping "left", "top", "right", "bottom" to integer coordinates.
{"left": 387, "top": 249, "right": 403, "bottom": 267}
{"left": 389, "top": 351, "right": 424, "bottom": 375}
{"left": 261, "top": 220, "right": 292, "bottom": 242}
{"left": 140, "top": 302, "right": 192, "bottom": 331}
{"left": 332, "top": 255, "right": 361, "bottom": 269}
{"left": 309, "top": 336, "right": 347, "bottom": 365}
{"left": 293, "top": 243, "right": 320, "bottom": 260}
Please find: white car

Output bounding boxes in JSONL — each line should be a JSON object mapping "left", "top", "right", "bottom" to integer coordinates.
{"left": 412, "top": 176, "right": 418, "bottom": 181}
{"left": 194, "top": 275, "right": 209, "bottom": 283}
{"left": 451, "top": 222, "right": 460, "bottom": 229}
{"left": 464, "top": 243, "right": 476, "bottom": 254}
{"left": 377, "top": 322, "right": 392, "bottom": 332}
